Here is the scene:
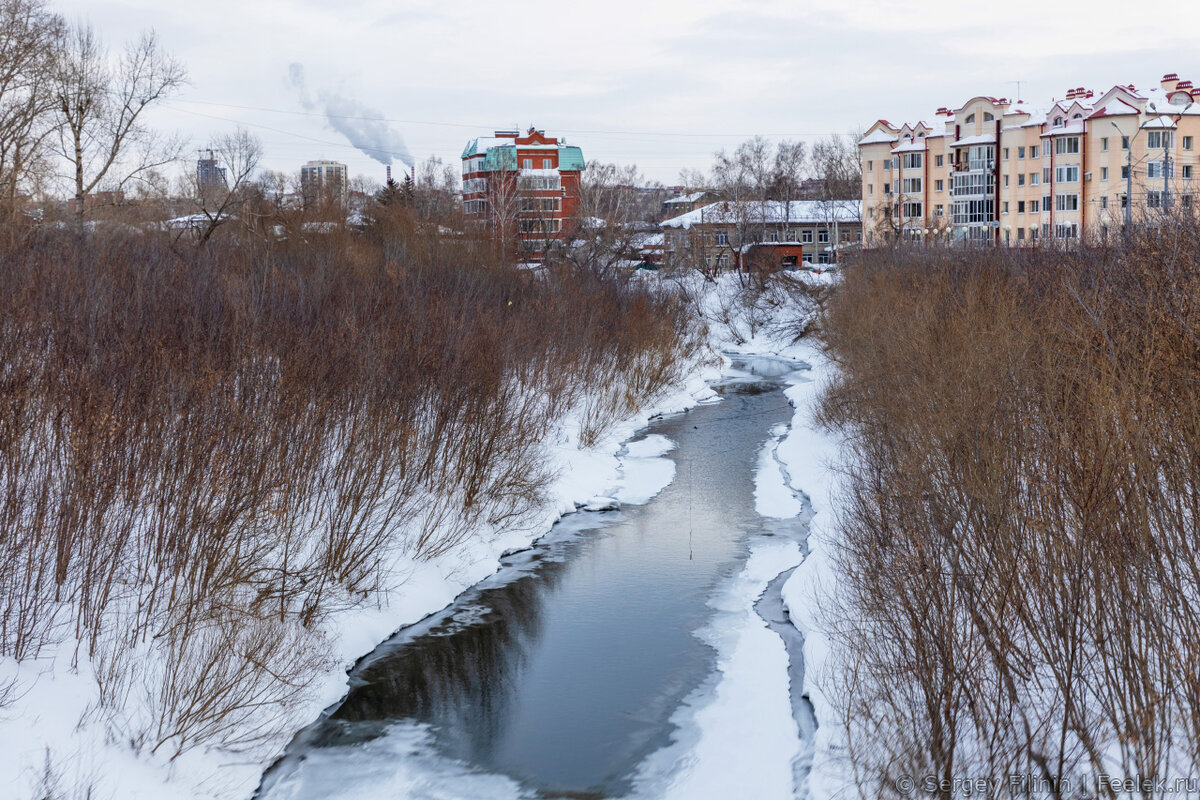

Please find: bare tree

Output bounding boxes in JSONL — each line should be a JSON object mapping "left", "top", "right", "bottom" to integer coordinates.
{"left": 0, "top": 0, "right": 62, "bottom": 222}
{"left": 50, "top": 24, "right": 186, "bottom": 221}
{"left": 772, "top": 139, "right": 807, "bottom": 235}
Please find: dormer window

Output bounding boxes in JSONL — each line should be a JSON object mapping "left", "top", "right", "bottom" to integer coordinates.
{"left": 965, "top": 113, "right": 976, "bottom": 123}
{"left": 1073, "top": 113, "right": 1082, "bottom": 120}
{"left": 1054, "top": 116, "right": 1064, "bottom": 127}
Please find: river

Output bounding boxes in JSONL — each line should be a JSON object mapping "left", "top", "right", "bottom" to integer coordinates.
{"left": 258, "top": 355, "right": 813, "bottom": 800}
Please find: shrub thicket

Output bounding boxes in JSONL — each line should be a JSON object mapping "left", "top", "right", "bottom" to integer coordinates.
{"left": 819, "top": 222, "right": 1200, "bottom": 798}
{"left": 0, "top": 223, "right": 698, "bottom": 758}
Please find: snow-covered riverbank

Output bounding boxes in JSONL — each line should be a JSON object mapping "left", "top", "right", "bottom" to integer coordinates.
{"left": 2, "top": 272, "right": 854, "bottom": 800}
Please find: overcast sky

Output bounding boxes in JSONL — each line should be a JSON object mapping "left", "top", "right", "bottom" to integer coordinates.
{"left": 55, "top": 0, "right": 1200, "bottom": 185}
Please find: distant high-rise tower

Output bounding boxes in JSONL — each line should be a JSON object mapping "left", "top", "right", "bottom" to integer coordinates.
{"left": 300, "top": 160, "right": 348, "bottom": 207}
{"left": 196, "top": 149, "right": 227, "bottom": 192}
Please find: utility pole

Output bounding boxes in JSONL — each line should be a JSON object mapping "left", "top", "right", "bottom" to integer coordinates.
{"left": 1164, "top": 132, "right": 1170, "bottom": 212}
{"left": 1127, "top": 139, "right": 1134, "bottom": 226}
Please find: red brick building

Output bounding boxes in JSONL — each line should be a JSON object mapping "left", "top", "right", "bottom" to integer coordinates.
{"left": 462, "top": 128, "right": 585, "bottom": 261}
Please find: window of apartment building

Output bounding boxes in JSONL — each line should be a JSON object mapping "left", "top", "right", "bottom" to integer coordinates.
{"left": 883, "top": 182, "right": 891, "bottom": 194}
{"left": 786, "top": 230, "right": 797, "bottom": 241}
{"left": 966, "top": 113, "right": 976, "bottom": 123}
{"left": 1018, "top": 200, "right": 1025, "bottom": 213}
{"left": 818, "top": 252, "right": 831, "bottom": 264}
{"left": 1055, "top": 194, "right": 1079, "bottom": 212}
{"left": 1101, "top": 167, "right": 1108, "bottom": 181}
{"left": 818, "top": 230, "right": 830, "bottom": 243}
{"left": 1148, "top": 191, "right": 1164, "bottom": 208}
{"left": 892, "top": 157, "right": 900, "bottom": 170}
{"left": 1147, "top": 131, "right": 1173, "bottom": 150}
{"left": 522, "top": 158, "right": 533, "bottom": 169}
{"left": 1042, "top": 222, "right": 1053, "bottom": 238}
{"left": 1018, "top": 227, "right": 1026, "bottom": 241}
{"left": 713, "top": 232, "right": 729, "bottom": 245}
{"left": 1030, "top": 172, "right": 1040, "bottom": 186}
{"left": 801, "top": 230, "right": 814, "bottom": 243}
{"left": 935, "top": 179, "right": 944, "bottom": 191}
{"left": 1031, "top": 145, "right": 1040, "bottom": 158}
{"left": 542, "top": 158, "right": 553, "bottom": 169}
{"left": 1184, "top": 194, "right": 1194, "bottom": 208}
{"left": 1055, "top": 165, "right": 1080, "bottom": 183}
{"left": 902, "top": 153, "right": 923, "bottom": 169}
{"left": 883, "top": 160, "right": 891, "bottom": 170}
{"left": 1055, "top": 136, "right": 1080, "bottom": 155}
{"left": 902, "top": 177, "right": 922, "bottom": 193}
{"left": 868, "top": 185, "right": 874, "bottom": 195}
{"left": 1101, "top": 137, "right": 1109, "bottom": 151}
{"left": 935, "top": 204, "right": 944, "bottom": 216}
{"left": 1002, "top": 201, "right": 1009, "bottom": 213}
{"left": 1121, "top": 136, "right": 1130, "bottom": 150}
{"left": 1184, "top": 136, "right": 1194, "bottom": 150}
{"left": 1003, "top": 175, "right": 1010, "bottom": 187}
{"left": 1030, "top": 199, "right": 1041, "bottom": 213}
{"left": 1122, "top": 165, "right": 1130, "bottom": 179}
{"left": 1043, "top": 167, "right": 1052, "bottom": 183}
{"left": 1017, "top": 173, "right": 1025, "bottom": 186}
{"left": 1018, "top": 146, "right": 1026, "bottom": 159}
{"left": 902, "top": 201, "right": 923, "bottom": 217}
{"left": 1101, "top": 196, "right": 1108, "bottom": 209}
{"left": 1184, "top": 165, "right": 1194, "bottom": 179}
{"left": 769, "top": 232, "right": 779, "bottom": 242}
{"left": 1055, "top": 222, "right": 1078, "bottom": 239}
{"left": 1121, "top": 194, "right": 1129, "bottom": 208}
{"left": 867, "top": 161, "right": 873, "bottom": 171}
{"left": 1042, "top": 193, "right": 1052, "bottom": 209}
{"left": 1003, "top": 148, "right": 1010, "bottom": 160}
{"left": 935, "top": 155, "right": 944, "bottom": 167}
{"left": 1147, "top": 161, "right": 1172, "bottom": 179}
{"left": 1030, "top": 227, "right": 1039, "bottom": 241}
{"left": 1053, "top": 116, "right": 1064, "bottom": 127}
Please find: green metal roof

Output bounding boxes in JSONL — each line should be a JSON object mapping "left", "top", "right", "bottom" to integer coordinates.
{"left": 558, "top": 145, "right": 585, "bottom": 171}
{"left": 484, "top": 145, "right": 516, "bottom": 172}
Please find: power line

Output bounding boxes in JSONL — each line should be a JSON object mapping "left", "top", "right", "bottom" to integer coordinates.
{"left": 168, "top": 98, "right": 853, "bottom": 140}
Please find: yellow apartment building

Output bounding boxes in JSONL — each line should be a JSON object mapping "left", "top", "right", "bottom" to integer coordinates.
{"left": 859, "top": 73, "right": 1200, "bottom": 246}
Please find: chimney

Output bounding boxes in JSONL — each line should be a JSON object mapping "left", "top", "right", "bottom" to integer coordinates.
{"left": 1162, "top": 72, "right": 1180, "bottom": 92}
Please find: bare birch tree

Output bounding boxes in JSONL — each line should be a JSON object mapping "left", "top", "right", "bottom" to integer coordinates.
{"left": 50, "top": 24, "right": 186, "bottom": 221}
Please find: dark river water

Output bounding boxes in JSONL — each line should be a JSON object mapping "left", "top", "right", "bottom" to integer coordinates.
{"left": 258, "top": 356, "right": 809, "bottom": 800}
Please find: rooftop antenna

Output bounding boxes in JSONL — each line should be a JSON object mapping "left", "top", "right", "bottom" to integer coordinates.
{"left": 1008, "top": 80, "right": 1024, "bottom": 103}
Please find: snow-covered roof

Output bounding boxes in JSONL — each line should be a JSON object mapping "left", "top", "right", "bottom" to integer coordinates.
{"left": 661, "top": 200, "right": 861, "bottom": 229}
{"left": 891, "top": 139, "right": 927, "bottom": 153}
{"left": 1089, "top": 97, "right": 1142, "bottom": 118}
{"left": 1040, "top": 122, "right": 1086, "bottom": 137}
{"left": 1141, "top": 115, "right": 1178, "bottom": 129}
{"left": 953, "top": 133, "right": 996, "bottom": 146}
{"left": 665, "top": 191, "right": 709, "bottom": 204}
{"left": 859, "top": 129, "right": 898, "bottom": 145}
{"left": 519, "top": 168, "right": 561, "bottom": 177}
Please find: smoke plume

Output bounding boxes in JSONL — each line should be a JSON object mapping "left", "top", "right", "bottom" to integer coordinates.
{"left": 288, "top": 63, "right": 415, "bottom": 168}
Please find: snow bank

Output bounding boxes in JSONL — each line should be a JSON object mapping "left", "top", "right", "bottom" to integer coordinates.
{"left": 775, "top": 346, "right": 851, "bottom": 800}
{"left": 0, "top": 366, "right": 721, "bottom": 800}
{"left": 630, "top": 536, "right": 805, "bottom": 800}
